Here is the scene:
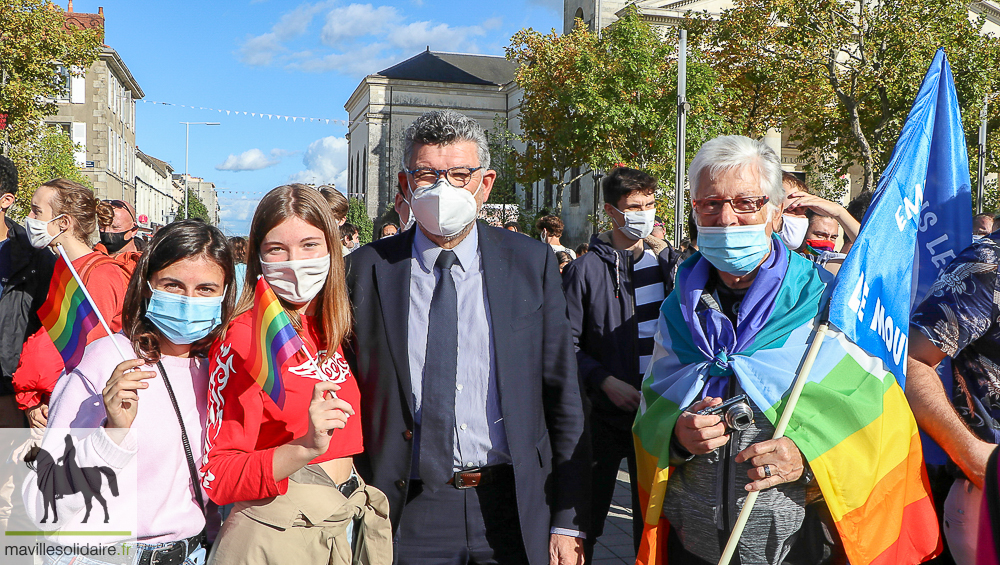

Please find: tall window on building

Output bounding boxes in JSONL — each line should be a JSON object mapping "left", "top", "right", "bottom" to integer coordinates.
{"left": 570, "top": 167, "right": 581, "bottom": 205}
{"left": 544, "top": 178, "right": 553, "bottom": 208}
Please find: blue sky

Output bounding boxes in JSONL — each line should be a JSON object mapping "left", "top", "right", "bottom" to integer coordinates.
{"left": 68, "top": 0, "right": 563, "bottom": 235}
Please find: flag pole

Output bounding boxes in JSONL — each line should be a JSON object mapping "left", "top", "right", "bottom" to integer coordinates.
{"left": 717, "top": 319, "right": 830, "bottom": 565}
{"left": 55, "top": 244, "right": 130, "bottom": 362}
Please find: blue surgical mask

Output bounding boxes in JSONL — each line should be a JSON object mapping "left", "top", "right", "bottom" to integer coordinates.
{"left": 697, "top": 223, "right": 772, "bottom": 275}
{"left": 145, "top": 284, "right": 224, "bottom": 345}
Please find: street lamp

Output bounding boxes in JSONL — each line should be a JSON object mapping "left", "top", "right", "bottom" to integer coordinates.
{"left": 181, "top": 121, "right": 220, "bottom": 219}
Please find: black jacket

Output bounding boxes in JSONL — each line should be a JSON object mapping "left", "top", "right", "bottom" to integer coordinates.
{"left": 562, "top": 231, "right": 679, "bottom": 430}
{"left": 344, "top": 222, "right": 590, "bottom": 563}
{"left": 0, "top": 217, "right": 55, "bottom": 394}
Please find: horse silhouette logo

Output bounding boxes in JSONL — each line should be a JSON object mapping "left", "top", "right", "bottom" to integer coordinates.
{"left": 25, "top": 434, "right": 119, "bottom": 524}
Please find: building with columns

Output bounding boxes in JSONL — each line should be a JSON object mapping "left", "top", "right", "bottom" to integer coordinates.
{"left": 344, "top": 50, "right": 521, "bottom": 220}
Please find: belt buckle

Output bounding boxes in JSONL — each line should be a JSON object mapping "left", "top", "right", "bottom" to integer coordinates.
{"left": 148, "top": 541, "right": 183, "bottom": 565}
{"left": 452, "top": 469, "right": 481, "bottom": 489}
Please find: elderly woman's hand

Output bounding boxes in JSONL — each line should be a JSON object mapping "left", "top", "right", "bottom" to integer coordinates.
{"left": 735, "top": 437, "right": 806, "bottom": 491}
{"left": 674, "top": 397, "right": 730, "bottom": 455}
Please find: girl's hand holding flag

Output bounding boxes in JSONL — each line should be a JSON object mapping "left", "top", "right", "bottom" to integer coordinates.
{"left": 290, "top": 380, "right": 354, "bottom": 458}
{"left": 101, "top": 358, "right": 157, "bottom": 440}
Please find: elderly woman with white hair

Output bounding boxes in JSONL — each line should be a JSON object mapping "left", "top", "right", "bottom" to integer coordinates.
{"left": 631, "top": 136, "right": 939, "bottom": 565}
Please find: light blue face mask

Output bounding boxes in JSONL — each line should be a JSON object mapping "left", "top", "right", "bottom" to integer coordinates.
{"left": 697, "top": 223, "right": 772, "bottom": 276}
{"left": 145, "top": 285, "right": 224, "bottom": 345}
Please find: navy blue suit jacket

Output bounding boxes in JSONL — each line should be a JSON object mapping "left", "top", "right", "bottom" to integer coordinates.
{"left": 344, "top": 222, "right": 590, "bottom": 564}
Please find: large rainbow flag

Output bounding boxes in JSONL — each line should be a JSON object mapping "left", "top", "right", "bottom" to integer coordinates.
{"left": 246, "top": 276, "right": 305, "bottom": 409}
{"left": 633, "top": 247, "right": 940, "bottom": 565}
{"left": 37, "top": 254, "right": 103, "bottom": 371}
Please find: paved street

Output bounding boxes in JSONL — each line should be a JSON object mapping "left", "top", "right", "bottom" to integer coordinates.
{"left": 592, "top": 465, "right": 637, "bottom": 565}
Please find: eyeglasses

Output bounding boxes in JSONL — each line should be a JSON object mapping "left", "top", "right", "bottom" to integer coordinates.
{"left": 692, "top": 196, "right": 769, "bottom": 215}
{"left": 406, "top": 166, "right": 484, "bottom": 188}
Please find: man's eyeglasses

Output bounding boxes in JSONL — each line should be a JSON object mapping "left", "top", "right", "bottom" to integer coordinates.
{"left": 406, "top": 166, "right": 484, "bottom": 188}
{"left": 692, "top": 196, "right": 769, "bottom": 215}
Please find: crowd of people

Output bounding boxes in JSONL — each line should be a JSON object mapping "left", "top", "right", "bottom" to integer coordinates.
{"left": 0, "top": 107, "right": 998, "bottom": 565}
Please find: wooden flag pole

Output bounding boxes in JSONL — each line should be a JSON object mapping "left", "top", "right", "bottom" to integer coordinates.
{"left": 717, "top": 320, "right": 829, "bottom": 565}
{"left": 55, "top": 244, "right": 130, "bottom": 362}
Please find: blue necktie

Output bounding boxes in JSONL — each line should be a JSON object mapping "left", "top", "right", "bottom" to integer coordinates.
{"left": 420, "top": 250, "right": 458, "bottom": 491}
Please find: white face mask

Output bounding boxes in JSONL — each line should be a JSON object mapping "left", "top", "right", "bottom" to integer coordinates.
{"left": 611, "top": 206, "right": 655, "bottom": 240}
{"left": 24, "top": 214, "right": 65, "bottom": 249}
{"left": 397, "top": 198, "right": 416, "bottom": 231}
{"left": 259, "top": 254, "right": 331, "bottom": 305}
{"left": 409, "top": 177, "right": 482, "bottom": 238}
{"left": 778, "top": 214, "right": 810, "bottom": 250}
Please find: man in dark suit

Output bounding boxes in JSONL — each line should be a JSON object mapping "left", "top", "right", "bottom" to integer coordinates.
{"left": 345, "top": 110, "right": 589, "bottom": 565}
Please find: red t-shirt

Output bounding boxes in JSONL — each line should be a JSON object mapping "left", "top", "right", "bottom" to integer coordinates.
{"left": 201, "top": 310, "right": 363, "bottom": 506}
{"left": 13, "top": 251, "right": 129, "bottom": 411}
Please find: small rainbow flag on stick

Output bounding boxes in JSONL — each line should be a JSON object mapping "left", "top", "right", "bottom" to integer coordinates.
{"left": 37, "top": 245, "right": 122, "bottom": 370}
{"left": 247, "top": 276, "right": 306, "bottom": 409}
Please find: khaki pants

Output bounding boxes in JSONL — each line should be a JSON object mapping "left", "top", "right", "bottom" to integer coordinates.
{"left": 208, "top": 468, "right": 392, "bottom": 565}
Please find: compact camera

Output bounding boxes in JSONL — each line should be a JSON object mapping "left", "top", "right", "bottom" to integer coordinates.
{"left": 696, "top": 394, "right": 755, "bottom": 432}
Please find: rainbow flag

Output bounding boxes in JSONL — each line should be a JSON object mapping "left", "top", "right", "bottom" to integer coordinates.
{"left": 633, "top": 248, "right": 940, "bottom": 565}
{"left": 246, "top": 277, "right": 305, "bottom": 409}
{"left": 37, "top": 255, "right": 103, "bottom": 371}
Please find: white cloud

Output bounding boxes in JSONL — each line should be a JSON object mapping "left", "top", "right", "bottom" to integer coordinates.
{"left": 216, "top": 148, "right": 281, "bottom": 172}
{"left": 239, "top": 1, "right": 332, "bottom": 65}
{"left": 320, "top": 4, "right": 398, "bottom": 45}
{"left": 289, "top": 136, "right": 349, "bottom": 186}
{"left": 218, "top": 197, "right": 260, "bottom": 223}
{"left": 240, "top": 2, "right": 496, "bottom": 76}
{"left": 388, "top": 21, "right": 485, "bottom": 52}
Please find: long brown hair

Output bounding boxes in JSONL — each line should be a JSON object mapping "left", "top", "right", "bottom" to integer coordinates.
{"left": 41, "top": 179, "right": 114, "bottom": 246}
{"left": 123, "top": 220, "right": 237, "bottom": 362}
{"left": 237, "top": 184, "right": 350, "bottom": 359}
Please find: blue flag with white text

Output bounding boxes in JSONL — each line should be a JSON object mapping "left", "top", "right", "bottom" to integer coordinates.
{"left": 829, "top": 49, "right": 972, "bottom": 390}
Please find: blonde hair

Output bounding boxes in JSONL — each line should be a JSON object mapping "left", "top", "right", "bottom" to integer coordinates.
{"left": 41, "top": 179, "right": 112, "bottom": 246}
{"left": 237, "top": 184, "right": 351, "bottom": 359}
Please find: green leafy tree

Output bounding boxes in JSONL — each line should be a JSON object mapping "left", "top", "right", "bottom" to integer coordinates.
{"left": 347, "top": 197, "right": 373, "bottom": 244}
{"left": 508, "top": 9, "right": 734, "bottom": 234}
{"left": 1, "top": 0, "right": 101, "bottom": 212}
{"left": 702, "top": 0, "right": 1000, "bottom": 193}
{"left": 507, "top": 20, "right": 601, "bottom": 215}
{"left": 6, "top": 127, "right": 91, "bottom": 221}
{"left": 186, "top": 188, "right": 211, "bottom": 223}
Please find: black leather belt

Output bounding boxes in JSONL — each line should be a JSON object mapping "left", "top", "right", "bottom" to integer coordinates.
{"left": 445, "top": 464, "right": 513, "bottom": 489}
{"left": 134, "top": 533, "right": 201, "bottom": 565}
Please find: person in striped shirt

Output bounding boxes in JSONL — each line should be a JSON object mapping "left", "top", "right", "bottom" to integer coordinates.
{"left": 561, "top": 167, "right": 680, "bottom": 563}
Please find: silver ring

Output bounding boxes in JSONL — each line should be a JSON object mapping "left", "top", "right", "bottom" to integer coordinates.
{"left": 763, "top": 464, "right": 772, "bottom": 478}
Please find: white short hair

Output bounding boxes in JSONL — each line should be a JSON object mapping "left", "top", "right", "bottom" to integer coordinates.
{"left": 688, "top": 135, "right": 783, "bottom": 212}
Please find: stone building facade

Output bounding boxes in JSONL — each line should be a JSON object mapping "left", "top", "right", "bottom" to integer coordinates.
{"left": 344, "top": 50, "right": 522, "bottom": 220}
{"left": 48, "top": 7, "right": 143, "bottom": 204}
{"left": 135, "top": 151, "right": 183, "bottom": 231}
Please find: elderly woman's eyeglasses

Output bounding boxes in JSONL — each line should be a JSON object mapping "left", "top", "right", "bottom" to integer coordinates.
{"left": 692, "top": 196, "right": 769, "bottom": 215}
{"left": 406, "top": 166, "right": 484, "bottom": 188}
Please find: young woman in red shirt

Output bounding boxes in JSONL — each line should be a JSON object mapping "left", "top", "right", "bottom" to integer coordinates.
{"left": 13, "top": 179, "right": 130, "bottom": 427}
{"left": 202, "top": 184, "right": 390, "bottom": 565}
